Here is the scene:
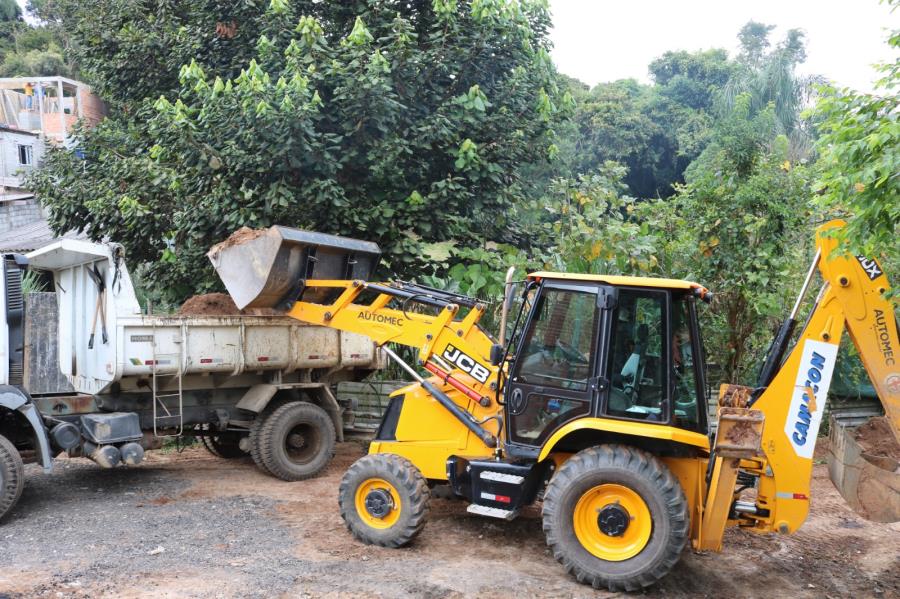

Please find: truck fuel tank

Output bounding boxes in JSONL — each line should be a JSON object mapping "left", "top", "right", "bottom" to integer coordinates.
{"left": 208, "top": 226, "right": 381, "bottom": 310}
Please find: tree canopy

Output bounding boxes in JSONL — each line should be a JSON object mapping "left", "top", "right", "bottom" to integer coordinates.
{"left": 27, "top": 3, "right": 898, "bottom": 384}
{"left": 30, "top": 0, "right": 567, "bottom": 298}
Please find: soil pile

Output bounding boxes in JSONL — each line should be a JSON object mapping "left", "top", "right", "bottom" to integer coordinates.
{"left": 177, "top": 293, "right": 284, "bottom": 316}
{"left": 177, "top": 293, "right": 241, "bottom": 316}
{"left": 208, "top": 226, "right": 268, "bottom": 255}
{"left": 854, "top": 416, "right": 900, "bottom": 460}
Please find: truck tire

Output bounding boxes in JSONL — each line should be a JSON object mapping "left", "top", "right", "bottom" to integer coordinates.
{"left": 542, "top": 444, "right": 689, "bottom": 592}
{"left": 0, "top": 434, "right": 25, "bottom": 522}
{"left": 198, "top": 426, "right": 246, "bottom": 459}
{"left": 250, "top": 401, "right": 335, "bottom": 481}
{"left": 338, "top": 453, "right": 430, "bottom": 547}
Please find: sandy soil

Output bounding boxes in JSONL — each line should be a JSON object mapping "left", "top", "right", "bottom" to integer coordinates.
{"left": 177, "top": 293, "right": 242, "bottom": 316}
{"left": 1, "top": 442, "right": 897, "bottom": 599}
{"left": 855, "top": 417, "right": 900, "bottom": 460}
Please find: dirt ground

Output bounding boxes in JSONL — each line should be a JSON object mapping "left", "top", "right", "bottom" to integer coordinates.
{"left": 1, "top": 441, "right": 897, "bottom": 599}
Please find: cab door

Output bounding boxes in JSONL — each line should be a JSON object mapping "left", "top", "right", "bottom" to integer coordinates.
{"left": 504, "top": 281, "right": 611, "bottom": 455}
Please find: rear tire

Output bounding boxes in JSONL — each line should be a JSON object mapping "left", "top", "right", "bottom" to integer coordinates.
{"left": 0, "top": 434, "right": 25, "bottom": 523}
{"left": 338, "top": 454, "right": 430, "bottom": 547}
{"left": 250, "top": 402, "right": 335, "bottom": 481}
{"left": 542, "top": 444, "right": 689, "bottom": 591}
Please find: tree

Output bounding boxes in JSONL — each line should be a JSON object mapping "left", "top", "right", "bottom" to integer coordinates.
{"left": 660, "top": 95, "right": 813, "bottom": 383}
{"left": 0, "top": 0, "right": 20, "bottom": 22}
{"left": 721, "top": 21, "right": 822, "bottom": 156}
{"left": 30, "top": 0, "right": 568, "bottom": 302}
{"left": 811, "top": 1, "right": 899, "bottom": 274}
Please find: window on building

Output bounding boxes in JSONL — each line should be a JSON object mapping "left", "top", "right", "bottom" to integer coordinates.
{"left": 18, "top": 144, "right": 33, "bottom": 166}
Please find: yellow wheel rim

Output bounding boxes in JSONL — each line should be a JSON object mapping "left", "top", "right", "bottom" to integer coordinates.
{"left": 354, "top": 477, "right": 402, "bottom": 529}
{"left": 573, "top": 483, "right": 652, "bottom": 561}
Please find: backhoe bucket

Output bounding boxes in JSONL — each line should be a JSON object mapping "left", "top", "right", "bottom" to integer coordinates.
{"left": 827, "top": 415, "right": 900, "bottom": 523}
{"left": 208, "top": 226, "right": 381, "bottom": 310}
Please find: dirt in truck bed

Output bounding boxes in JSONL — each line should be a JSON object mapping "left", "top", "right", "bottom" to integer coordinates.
{"left": 854, "top": 416, "right": 900, "bottom": 461}
{"left": 1, "top": 441, "right": 897, "bottom": 599}
{"left": 177, "top": 292, "right": 241, "bottom": 316}
{"left": 177, "top": 293, "right": 282, "bottom": 316}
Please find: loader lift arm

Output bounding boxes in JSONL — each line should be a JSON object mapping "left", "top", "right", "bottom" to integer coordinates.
{"left": 285, "top": 279, "right": 505, "bottom": 447}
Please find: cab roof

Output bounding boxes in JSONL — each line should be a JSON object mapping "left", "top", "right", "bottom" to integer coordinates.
{"left": 527, "top": 271, "right": 707, "bottom": 293}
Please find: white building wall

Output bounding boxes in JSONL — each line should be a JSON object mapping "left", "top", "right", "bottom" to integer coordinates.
{"left": 0, "top": 130, "right": 44, "bottom": 186}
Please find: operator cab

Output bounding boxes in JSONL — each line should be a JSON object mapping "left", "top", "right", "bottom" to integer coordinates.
{"left": 502, "top": 273, "right": 711, "bottom": 457}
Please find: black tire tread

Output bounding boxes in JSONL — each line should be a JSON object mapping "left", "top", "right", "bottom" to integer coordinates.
{"left": 0, "top": 434, "right": 25, "bottom": 522}
{"left": 338, "top": 453, "right": 430, "bottom": 548}
{"left": 198, "top": 424, "right": 246, "bottom": 459}
{"left": 250, "top": 401, "right": 335, "bottom": 481}
{"left": 542, "top": 444, "right": 689, "bottom": 592}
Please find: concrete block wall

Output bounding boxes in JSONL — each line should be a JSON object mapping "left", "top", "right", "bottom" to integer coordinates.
{"left": 0, "top": 197, "right": 42, "bottom": 234}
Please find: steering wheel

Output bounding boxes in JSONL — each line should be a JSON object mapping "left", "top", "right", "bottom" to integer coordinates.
{"left": 557, "top": 340, "right": 589, "bottom": 365}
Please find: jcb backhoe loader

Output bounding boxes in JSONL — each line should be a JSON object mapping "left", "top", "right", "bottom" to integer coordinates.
{"left": 210, "top": 220, "right": 899, "bottom": 591}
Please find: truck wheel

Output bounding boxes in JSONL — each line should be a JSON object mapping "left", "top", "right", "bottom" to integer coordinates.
{"left": 0, "top": 434, "right": 25, "bottom": 522}
{"left": 250, "top": 402, "right": 335, "bottom": 481}
{"left": 198, "top": 426, "right": 246, "bottom": 459}
{"left": 338, "top": 453, "right": 430, "bottom": 547}
{"left": 542, "top": 444, "right": 689, "bottom": 592}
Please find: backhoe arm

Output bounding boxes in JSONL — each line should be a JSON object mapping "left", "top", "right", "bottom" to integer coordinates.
{"left": 817, "top": 226, "right": 900, "bottom": 438}
{"left": 718, "top": 220, "right": 899, "bottom": 539}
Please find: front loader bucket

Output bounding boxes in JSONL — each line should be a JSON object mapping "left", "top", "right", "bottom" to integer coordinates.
{"left": 208, "top": 226, "right": 381, "bottom": 310}
{"left": 827, "top": 415, "right": 900, "bottom": 523}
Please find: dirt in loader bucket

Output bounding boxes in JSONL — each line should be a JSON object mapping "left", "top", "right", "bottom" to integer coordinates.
{"left": 208, "top": 225, "right": 381, "bottom": 310}
{"left": 854, "top": 416, "right": 900, "bottom": 461}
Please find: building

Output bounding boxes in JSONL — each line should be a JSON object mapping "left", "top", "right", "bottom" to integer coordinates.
{"left": 0, "top": 77, "right": 106, "bottom": 251}
{"left": 0, "top": 76, "right": 106, "bottom": 144}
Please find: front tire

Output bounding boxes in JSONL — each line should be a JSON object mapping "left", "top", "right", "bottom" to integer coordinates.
{"left": 542, "top": 444, "right": 689, "bottom": 592}
{"left": 250, "top": 402, "right": 335, "bottom": 481}
{"left": 338, "top": 454, "right": 430, "bottom": 547}
{"left": 0, "top": 434, "right": 25, "bottom": 522}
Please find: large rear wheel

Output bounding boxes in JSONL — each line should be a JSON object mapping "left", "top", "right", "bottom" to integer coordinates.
{"left": 250, "top": 401, "right": 335, "bottom": 481}
{"left": 0, "top": 434, "right": 25, "bottom": 522}
{"left": 338, "top": 454, "right": 430, "bottom": 547}
{"left": 542, "top": 444, "right": 689, "bottom": 591}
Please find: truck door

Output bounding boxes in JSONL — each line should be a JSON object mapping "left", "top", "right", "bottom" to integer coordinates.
{"left": 504, "top": 281, "right": 606, "bottom": 451}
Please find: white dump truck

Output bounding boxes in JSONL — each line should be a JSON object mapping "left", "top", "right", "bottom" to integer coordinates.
{"left": 0, "top": 236, "right": 384, "bottom": 521}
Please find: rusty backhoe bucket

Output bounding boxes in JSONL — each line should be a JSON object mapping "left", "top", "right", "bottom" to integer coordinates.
{"left": 828, "top": 415, "right": 900, "bottom": 523}
{"left": 208, "top": 226, "right": 381, "bottom": 310}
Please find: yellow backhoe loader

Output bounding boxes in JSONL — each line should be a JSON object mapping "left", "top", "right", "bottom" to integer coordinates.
{"left": 209, "top": 220, "right": 899, "bottom": 591}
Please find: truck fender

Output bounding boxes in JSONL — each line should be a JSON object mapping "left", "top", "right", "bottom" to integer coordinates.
{"left": 236, "top": 383, "right": 344, "bottom": 442}
{"left": 0, "top": 385, "right": 52, "bottom": 473}
{"left": 306, "top": 385, "right": 344, "bottom": 443}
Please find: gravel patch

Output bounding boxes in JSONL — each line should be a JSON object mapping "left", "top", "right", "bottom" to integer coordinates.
{"left": 1, "top": 459, "right": 305, "bottom": 598}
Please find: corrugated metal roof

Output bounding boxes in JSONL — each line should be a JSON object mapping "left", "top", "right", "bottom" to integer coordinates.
{"left": 0, "top": 218, "right": 85, "bottom": 253}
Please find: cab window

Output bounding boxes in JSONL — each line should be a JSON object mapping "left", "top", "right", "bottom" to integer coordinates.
{"left": 672, "top": 294, "right": 703, "bottom": 432}
{"left": 606, "top": 289, "right": 667, "bottom": 422}
{"left": 515, "top": 288, "right": 597, "bottom": 392}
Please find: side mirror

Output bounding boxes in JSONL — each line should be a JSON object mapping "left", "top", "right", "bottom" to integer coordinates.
{"left": 490, "top": 343, "right": 505, "bottom": 366}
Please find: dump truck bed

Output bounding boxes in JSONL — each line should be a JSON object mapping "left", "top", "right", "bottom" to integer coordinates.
{"left": 26, "top": 239, "right": 381, "bottom": 395}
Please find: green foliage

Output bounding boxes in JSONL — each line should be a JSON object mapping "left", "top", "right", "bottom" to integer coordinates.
{"left": 32, "top": 0, "right": 567, "bottom": 301}
{"left": 662, "top": 96, "right": 813, "bottom": 383}
{"left": 0, "top": 0, "right": 20, "bottom": 22}
{"left": 549, "top": 47, "right": 737, "bottom": 200}
{"left": 811, "top": 3, "right": 899, "bottom": 272}
{"left": 721, "top": 21, "right": 821, "bottom": 153}
{"left": 0, "top": 5, "right": 76, "bottom": 78}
